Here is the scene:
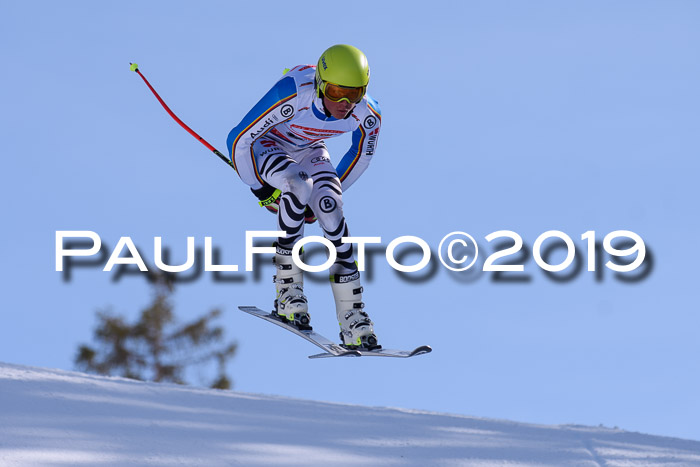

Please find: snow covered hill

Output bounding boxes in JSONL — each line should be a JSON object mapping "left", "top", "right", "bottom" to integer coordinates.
{"left": 1, "top": 363, "right": 699, "bottom": 466}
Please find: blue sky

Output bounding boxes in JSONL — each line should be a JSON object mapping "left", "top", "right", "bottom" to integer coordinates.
{"left": 2, "top": 0, "right": 699, "bottom": 441}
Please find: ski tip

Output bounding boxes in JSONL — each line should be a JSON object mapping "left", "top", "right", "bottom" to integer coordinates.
{"left": 129, "top": 62, "right": 139, "bottom": 72}
{"left": 410, "top": 345, "right": 432, "bottom": 356}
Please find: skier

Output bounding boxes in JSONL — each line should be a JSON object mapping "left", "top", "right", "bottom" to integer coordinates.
{"left": 226, "top": 44, "right": 382, "bottom": 350}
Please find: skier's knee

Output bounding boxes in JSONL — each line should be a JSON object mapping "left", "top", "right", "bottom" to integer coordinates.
{"left": 312, "top": 189, "right": 344, "bottom": 231}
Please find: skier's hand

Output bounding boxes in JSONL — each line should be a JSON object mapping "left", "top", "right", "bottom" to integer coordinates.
{"left": 251, "top": 183, "right": 281, "bottom": 215}
{"left": 250, "top": 185, "right": 317, "bottom": 222}
{"left": 304, "top": 206, "right": 317, "bottom": 224}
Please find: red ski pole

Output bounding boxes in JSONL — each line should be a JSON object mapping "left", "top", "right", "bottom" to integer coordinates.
{"left": 130, "top": 63, "right": 235, "bottom": 171}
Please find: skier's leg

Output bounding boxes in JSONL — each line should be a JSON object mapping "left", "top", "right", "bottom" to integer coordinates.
{"left": 301, "top": 147, "right": 380, "bottom": 349}
{"left": 254, "top": 138, "right": 313, "bottom": 328}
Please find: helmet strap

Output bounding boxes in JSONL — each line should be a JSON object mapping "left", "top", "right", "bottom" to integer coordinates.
{"left": 321, "top": 96, "right": 332, "bottom": 118}
{"left": 315, "top": 91, "right": 332, "bottom": 118}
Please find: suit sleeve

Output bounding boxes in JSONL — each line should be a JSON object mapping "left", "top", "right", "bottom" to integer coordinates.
{"left": 226, "top": 76, "right": 297, "bottom": 189}
{"left": 335, "top": 97, "right": 382, "bottom": 191}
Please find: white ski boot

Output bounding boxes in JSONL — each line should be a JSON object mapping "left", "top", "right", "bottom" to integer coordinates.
{"left": 273, "top": 243, "right": 311, "bottom": 330}
{"left": 331, "top": 273, "right": 380, "bottom": 350}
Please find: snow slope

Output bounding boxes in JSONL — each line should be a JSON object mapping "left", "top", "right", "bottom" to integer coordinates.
{"left": 1, "top": 362, "right": 699, "bottom": 466}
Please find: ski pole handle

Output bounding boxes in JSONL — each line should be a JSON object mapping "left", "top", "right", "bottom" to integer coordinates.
{"left": 130, "top": 63, "right": 235, "bottom": 171}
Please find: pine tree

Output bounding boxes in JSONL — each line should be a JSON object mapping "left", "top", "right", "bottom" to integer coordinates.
{"left": 75, "top": 273, "right": 236, "bottom": 389}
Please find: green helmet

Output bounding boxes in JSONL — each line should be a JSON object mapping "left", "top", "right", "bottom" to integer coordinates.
{"left": 315, "top": 44, "right": 370, "bottom": 99}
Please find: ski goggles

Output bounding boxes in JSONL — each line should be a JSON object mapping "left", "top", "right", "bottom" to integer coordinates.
{"left": 320, "top": 81, "right": 366, "bottom": 104}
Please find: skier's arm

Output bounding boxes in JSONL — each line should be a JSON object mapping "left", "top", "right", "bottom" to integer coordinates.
{"left": 226, "top": 76, "right": 297, "bottom": 189}
{"left": 336, "top": 98, "right": 382, "bottom": 191}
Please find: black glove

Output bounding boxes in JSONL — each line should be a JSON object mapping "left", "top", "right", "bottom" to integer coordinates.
{"left": 251, "top": 183, "right": 281, "bottom": 214}
{"left": 251, "top": 184, "right": 317, "bottom": 223}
